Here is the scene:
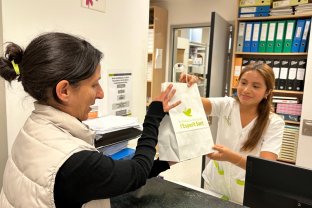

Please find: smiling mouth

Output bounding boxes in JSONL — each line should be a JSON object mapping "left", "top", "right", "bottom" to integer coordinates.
{"left": 241, "top": 94, "right": 252, "bottom": 99}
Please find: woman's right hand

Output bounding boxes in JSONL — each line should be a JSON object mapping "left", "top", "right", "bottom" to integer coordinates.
{"left": 153, "top": 84, "right": 181, "bottom": 112}
{"left": 179, "top": 73, "right": 198, "bottom": 87}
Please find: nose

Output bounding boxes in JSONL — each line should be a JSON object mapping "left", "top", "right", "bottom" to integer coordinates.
{"left": 242, "top": 84, "right": 251, "bottom": 93}
{"left": 97, "top": 85, "right": 104, "bottom": 99}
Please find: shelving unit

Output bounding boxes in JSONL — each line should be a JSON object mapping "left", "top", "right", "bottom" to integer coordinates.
{"left": 146, "top": 6, "right": 168, "bottom": 106}
{"left": 231, "top": 0, "right": 312, "bottom": 164}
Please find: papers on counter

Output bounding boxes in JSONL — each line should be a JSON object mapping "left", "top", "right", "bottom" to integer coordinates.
{"left": 83, "top": 115, "right": 142, "bottom": 135}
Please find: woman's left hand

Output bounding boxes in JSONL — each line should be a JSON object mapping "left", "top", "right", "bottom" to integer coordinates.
{"left": 154, "top": 84, "right": 181, "bottom": 112}
{"left": 207, "top": 144, "right": 236, "bottom": 162}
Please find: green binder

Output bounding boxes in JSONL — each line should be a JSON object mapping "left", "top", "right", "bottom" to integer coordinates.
{"left": 266, "top": 21, "right": 277, "bottom": 53}
{"left": 283, "top": 20, "right": 296, "bottom": 53}
{"left": 259, "top": 22, "right": 269, "bottom": 52}
{"left": 274, "top": 21, "right": 286, "bottom": 53}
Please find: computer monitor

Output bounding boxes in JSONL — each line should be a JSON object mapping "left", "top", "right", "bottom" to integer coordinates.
{"left": 243, "top": 156, "right": 312, "bottom": 208}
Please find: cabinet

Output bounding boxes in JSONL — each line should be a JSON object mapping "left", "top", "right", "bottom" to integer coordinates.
{"left": 230, "top": 0, "right": 312, "bottom": 164}
{"left": 147, "top": 6, "right": 168, "bottom": 105}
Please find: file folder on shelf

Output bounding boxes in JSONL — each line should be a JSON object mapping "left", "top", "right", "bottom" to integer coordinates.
{"left": 257, "top": 58, "right": 265, "bottom": 64}
{"left": 274, "top": 21, "right": 286, "bottom": 53}
{"left": 294, "top": 59, "right": 306, "bottom": 91}
{"left": 299, "top": 19, "right": 311, "bottom": 52}
{"left": 286, "top": 60, "right": 298, "bottom": 91}
{"left": 266, "top": 21, "right": 277, "bottom": 53}
{"left": 237, "top": 22, "right": 246, "bottom": 52}
{"left": 259, "top": 22, "right": 269, "bottom": 52}
{"left": 279, "top": 60, "right": 290, "bottom": 90}
{"left": 240, "top": 0, "right": 272, "bottom": 7}
{"left": 273, "top": 0, "right": 311, "bottom": 8}
{"left": 239, "top": 12, "right": 269, "bottom": 17}
{"left": 243, "top": 22, "right": 253, "bottom": 52}
{"left": 265, "top": 59, "right": 273, "bottom": 67}
{"left": 239, "top": 5, "right": 270, "bottom": 13}
{"left": 242, "top": 58, "right": 250, "bottom": 70}
{"left": 233, "top": 57, "right": 243, "bottom": 87}
{"left": 273, "top": 60, "right": 281, "bottom": 89}
{"left": 251, "top": 22, "right": 261, "bottom": 52}
{"left": 292, "top": 19, "right": 305, "bottom": 53}
{"left": 283, "top": 20, "right": 296, "bottom": 53}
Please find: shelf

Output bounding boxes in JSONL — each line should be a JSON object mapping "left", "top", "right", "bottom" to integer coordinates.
{"left": 188, "top": 64, "right": 205, "bottom": 67}
{"left": 273, "top": 90, "right": 304, "bottom": 95}
{"left": 285, "top": 120, "right": 300, "bottom": 125}
{"left": 189, "top": 42, "right": 207, "bottom": 47}
{"left": 234, "top": 52, "right": 308, "bottom": 56}
{"left": 238, "top": 13, "right": 312, "bottom": 21}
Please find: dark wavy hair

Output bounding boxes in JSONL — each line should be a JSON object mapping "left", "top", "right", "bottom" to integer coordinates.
{"left": 0, "top": 32, "right": 103, "bottom": 102}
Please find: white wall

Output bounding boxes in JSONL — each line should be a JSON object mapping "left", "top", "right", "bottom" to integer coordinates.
{"left": 151, "top": 0, "right": 237, "bottom": 80}
{"left": 0, "top": 0, "right": 8, "bottom": 189}
{"left": 2, "top": 0, "right": 149, "bottom": 152}
{"left": 296, "top": 30, "right": 312, "bottom": 169}
{"left": 0, "top": 79, "right": 7, "bottom": 189}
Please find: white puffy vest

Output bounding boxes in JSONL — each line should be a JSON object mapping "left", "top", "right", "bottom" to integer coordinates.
{"left": 0, "top": 103, "right": 110, "bottom": 208}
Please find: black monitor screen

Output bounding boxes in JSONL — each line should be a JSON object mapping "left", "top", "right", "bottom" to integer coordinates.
{"left": 243, "top": 156, "right": 312, "bottom": 208}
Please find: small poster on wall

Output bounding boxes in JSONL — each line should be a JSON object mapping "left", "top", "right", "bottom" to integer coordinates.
{"left": 108, "top": 73, "right": 132, "bottom": 116}
{"left": 81, "top": 0, "right": 106, "bottom": 13}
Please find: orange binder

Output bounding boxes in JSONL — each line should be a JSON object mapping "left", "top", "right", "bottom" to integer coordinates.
{"left": 232, "top": 57, "right": 243, "bottom": 88}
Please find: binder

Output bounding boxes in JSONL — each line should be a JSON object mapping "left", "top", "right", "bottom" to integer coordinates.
{"left": 240, "top": 0, "right": 272, "bottom": 7}
{"left": 292, "top": 19, "right": 306, "bottom": 53}
{"left": 232, "top": 57, "right": 243, "bottom": 87}
{"left": 265, "top": 59, "right": 273, "bottom": 67}
{"left": 272, "top": 0, "right": 311, "bottom": 8}
{"left": 259, "top": 22, "right": 269, "bottom": 52}
{"left": 249, "top": 58, "right": 257, "bottom": 64}
{"left": 294, "top": 59, "right": 306, "bottom": 91}
{"left": 251, "top": 22, "right": 261, "bottom": 52}
{"left": 243, "top": 22, "right": 253, "bottom": 52}
{"left": 272, "top": 60, "right": 281, "bottom": 89}
{"left": 283, "top": 20, "right": 296, "bottom": 53}
{"left": 274, "top": 21, "right": 286, "bottom": 53}
{"left": 266, "top": 21, "right": 277, "bottom": 53}
{"left": 286, "top": 60, "right": 298, "bottom": 91}
{"left": 299, "top": 19, "right": 311, "bottom": 52}
{"left": 279, "top": 60, "right": 290, "bottom": 90}
{"left": 242, "top": 58, "right": 250, "bottom": 70}
{"left": 239, "top": 12, "right": 269, "bottom": 17}
{"left": 257, "top": 58, "right": 265, "bottom": 64}
{"left": 237, "top": 22, "right": 246, "bottom": 52}
{"left": 239, "top": 6, "right": 270, "bottom": 13}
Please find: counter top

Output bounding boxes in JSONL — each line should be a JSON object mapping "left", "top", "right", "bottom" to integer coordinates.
{"left": 111, "top": 177, "right": 245, "bottom": 208}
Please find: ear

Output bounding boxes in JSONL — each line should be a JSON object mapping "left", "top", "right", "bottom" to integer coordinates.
{"left": 55, "top": 80, "right": 71, "bottom": 103}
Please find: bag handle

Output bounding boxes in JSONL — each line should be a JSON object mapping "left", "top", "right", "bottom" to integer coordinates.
{"left": 173, "top": 63, "right": 188, "bottom": 83}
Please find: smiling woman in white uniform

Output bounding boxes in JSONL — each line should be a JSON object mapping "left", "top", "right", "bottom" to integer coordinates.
{"left": 180, "top": 62, "right": 285, "bottom": 204}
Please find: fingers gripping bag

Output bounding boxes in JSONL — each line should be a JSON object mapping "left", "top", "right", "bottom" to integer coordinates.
{"left": 158, "top": 82, "right": 214, "bottom": 162}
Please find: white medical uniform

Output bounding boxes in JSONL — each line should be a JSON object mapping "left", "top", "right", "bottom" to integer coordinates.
{"left": 202, "top": 97, "right": 284, "bottom": 204}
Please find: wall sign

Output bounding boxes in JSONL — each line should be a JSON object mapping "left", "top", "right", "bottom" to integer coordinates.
{"left": 108, "top": 73, "right": 132, "bottom": 116}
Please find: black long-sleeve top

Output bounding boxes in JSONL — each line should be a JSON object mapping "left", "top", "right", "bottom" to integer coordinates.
{"left": 54, "top": 102, "right": 170, "bottom": 208}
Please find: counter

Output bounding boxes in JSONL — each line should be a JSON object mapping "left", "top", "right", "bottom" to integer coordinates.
{"left": 111, "top": 177, "right": 245, "bottom": 208}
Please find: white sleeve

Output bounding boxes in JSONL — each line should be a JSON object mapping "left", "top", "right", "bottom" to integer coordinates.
{"left": 260, "top": 114, "right": 285, "bottom": 155}
{"left": 210, "top": 97, "right": 234, "bottom": 117}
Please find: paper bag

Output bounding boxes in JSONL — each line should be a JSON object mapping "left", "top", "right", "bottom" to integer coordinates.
{"left": 158, "top": 82, "right": 214, "bottom": 162}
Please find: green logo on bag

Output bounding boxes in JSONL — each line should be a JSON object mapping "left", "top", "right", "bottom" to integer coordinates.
{"left": 183, "top": 108, "right": 192, "bottom": 117}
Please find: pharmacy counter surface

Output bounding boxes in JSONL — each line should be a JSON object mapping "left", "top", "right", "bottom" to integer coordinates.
{"left": 111, "top": 177, "right": 245, "bottom": 208}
